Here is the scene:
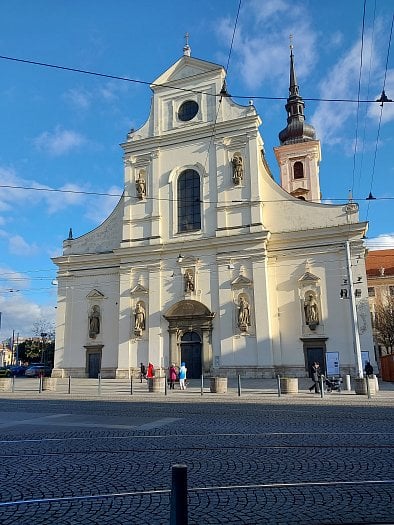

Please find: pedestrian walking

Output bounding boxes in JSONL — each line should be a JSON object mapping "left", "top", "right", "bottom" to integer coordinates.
{"left": 179, "top": 362, "right": 187, "bottom": 390}
{"left": 168, "top": 363, "right": 177, "bottom": 390}
{"left": 140, "top": 362, "right": 146, "bottom": 383}
{"left": 365, "top": 361, "right": 374, "bottom": 378}
{"left": 309, "top": 362, "right": 321, "bottom": 393}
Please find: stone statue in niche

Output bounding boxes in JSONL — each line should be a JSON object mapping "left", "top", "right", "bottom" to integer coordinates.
{"left": 304, "top": 293, "right": 319, "bottom": 330}
{"left": 134, "top": 302, "right": 146, "bottom": 336}
{"left": 89, "top": 305, "right": 101, "bottom": 338}
{"left": 237, "top": 296, "right": 251, "bottom": 331}
{"left": 184, "top": 270, "right": 195, "bottom": 292}
{"left": 136, "top": 176, "right": 146, "bottom": 199}
{"left": 232, "top": 154, "right": 244, "bottom": 185}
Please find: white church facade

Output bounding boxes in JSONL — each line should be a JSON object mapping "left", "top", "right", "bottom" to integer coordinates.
{"left": 52, "top": 45, "right": 375, "bottom": 379}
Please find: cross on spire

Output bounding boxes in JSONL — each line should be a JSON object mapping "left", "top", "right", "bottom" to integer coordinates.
{"left": 183, "top": 32, "right": 191, "bottom": 56}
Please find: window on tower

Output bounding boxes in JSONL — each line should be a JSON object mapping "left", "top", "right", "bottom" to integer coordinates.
{"left": 177, "top": 169, "right": 201, "bottom": 232}
{"left": 293, "top": 161, "right": 304, "bottom": 179}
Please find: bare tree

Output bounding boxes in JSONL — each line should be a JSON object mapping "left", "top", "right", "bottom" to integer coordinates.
{"left": 374, "top": 295, "right": 394, "bottom": 354}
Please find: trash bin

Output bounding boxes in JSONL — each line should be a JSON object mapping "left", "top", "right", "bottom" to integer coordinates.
{"left": 147, "top": 377, "right": 166, "bottom": 393}
{"left": 354, "top": 377, "right": 376, "bottom": 395}
{"left": 210, "top": 377, "right": 227, "bottom": 393}
{"left": 280, "top": 377, "right": 299, "bottom": 394}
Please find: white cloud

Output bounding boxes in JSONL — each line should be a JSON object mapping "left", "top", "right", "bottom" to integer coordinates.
{"left": 8, "top": 235, "right": 39, "bottom": 256}
{"left": 64, "top": 87, "right": 92, "bottom": 109}
{"left": 0, "top": 294, "right": 55, "bottom": 337}
{"left": 33, "top": 126, "right": 86, "bottom": 156}
{"left": 84, "top": 185, "right": 122, "bottom": 225}
{"left": 366, "top": 233, "right": 394, "bottom": 250}
{"left": 216, "top": 0, "right": 316, "bottom": 91}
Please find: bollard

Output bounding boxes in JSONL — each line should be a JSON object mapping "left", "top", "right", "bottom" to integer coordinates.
{"left": 277, "top": 375, "right": 281, "bottom": 397}
{"left": 345, "top": 374, "right": 351, "bottom": 391}
{"left": 366, "top": 376, "right": 371, "bottom": 399}
{"left": 237, "top": 374, "right": 241, "bottom": 397}
{"left": 68, "top": 376, "right": 71, "bottom": 394}
{"left": 130, "top": 376, "right": 133, "bottom": 396}
{"left": 170, "top": 464, "right": 188, "bottom": 525}
{"left": 201, "top": 373, "right": 204, "bottom": 396}
{"left": 38, "top": 374, "right": 43, "bottom": 393}
{"left": 98, "top": 373, "right": 101, "bottom": 395}
{"left": 320, "top": 375, "right": 325, "bottom": 399}
{"left": 165, "top": 375, "right": 168, "bottom": 396}
{"left": 12, "top": 375, "right": 15, "bottom": 393}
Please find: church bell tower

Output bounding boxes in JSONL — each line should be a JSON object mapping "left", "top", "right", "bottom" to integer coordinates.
{"left": 274, "top": 43, "right": 321, "bottom": 202}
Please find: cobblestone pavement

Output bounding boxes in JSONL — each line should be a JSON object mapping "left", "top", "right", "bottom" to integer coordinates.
{"left": 0, "top": 388, "right": 393, "bottom": 524}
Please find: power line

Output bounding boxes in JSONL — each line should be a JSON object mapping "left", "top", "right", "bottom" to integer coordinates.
{"left": 0, "top": 183, "right": 393, "bottom": 204}
{"left": 0, "top": 54, "right": 391, "bottom": 104}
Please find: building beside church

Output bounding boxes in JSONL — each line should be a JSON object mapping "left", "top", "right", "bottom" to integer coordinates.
{"left": 52, "top": 43, "right": 375, "bottom": 379}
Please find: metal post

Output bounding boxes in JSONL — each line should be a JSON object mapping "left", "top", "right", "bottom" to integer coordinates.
{"left": 98, "top": 373, "right": 101, "bottom": 395}
{"left": 200, "top": 373, "right": 204, "bottom": 396}
{"left": 277, "top": 375, "right": 281, "bottom": 397}
{"left": 366, "top": 376, "right": 371, "bottom": 399}
{"left": 12, "top": 375, "right": 15, "bottom": 393}
{"left": 345, "top": 374, "right": 351, "bottom": 391}
{"left": 38, "top": 374, "right": 42, "bottom": 393}
{"left": 68, "top": 376, "right": 71, "bottom": 394}
{"left": 165, "top": 375, "right": 168, "bottom": 396}
{"left": 237, "top": 374, "right": 241, "bottom": 397}
{"left": 346, "top": 240, "right": 363, "bottom": 378}
{"left": 130, "top": 376, "right": 133, "bottom": 396}
{"left": 320, "top": 375, "right": 325, "bottom": 399}
{"left": 170, "top": 464, "right": 188, "bottom": 525}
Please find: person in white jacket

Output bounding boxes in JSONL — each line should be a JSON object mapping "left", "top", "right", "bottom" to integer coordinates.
{"left": 179, "top": 362, "right": 187, "bottom": 390}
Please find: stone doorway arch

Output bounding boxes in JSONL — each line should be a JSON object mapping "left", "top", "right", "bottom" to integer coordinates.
{"left": 163, "top": 300, "right": 215, "bottom": 374}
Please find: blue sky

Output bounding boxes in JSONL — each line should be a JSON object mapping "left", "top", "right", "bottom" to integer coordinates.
{"left": 0, "top": 0, "right": 393, "bottom": 337}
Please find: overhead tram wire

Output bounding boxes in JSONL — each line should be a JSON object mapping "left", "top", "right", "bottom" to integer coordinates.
{"left": 202, "top": 0, "right": 242, "bottom": 173}
{"left": 355, "top": 0, "right": 377, "bottom": 199}
{"left": 366, "top": 10, "right": 394, "bottom": 224}
{"left": 0, "top": 53, "right": 391, "bottom": 104}
{"left": 0, "top": 182, "right": 393, "bottom": 205}
{"left": 350, "top": 0, "right": 367, "bottom": 199}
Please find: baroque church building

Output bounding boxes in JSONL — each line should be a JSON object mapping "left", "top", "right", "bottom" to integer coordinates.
{"left": 52, "top": 44, "right": 374, "bottom": 379}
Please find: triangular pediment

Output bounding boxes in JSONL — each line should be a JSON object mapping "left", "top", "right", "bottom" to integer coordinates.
{"left": 86, "top": 289, "right": 105, "bottom": 299}
{"left": 298, "top": 271, "right": 320, "bottom": 284}
{"left": 231, "top": 275, "right": 253, "bottom": 288}
{"left": 130, "top": 284, "right": 148, "bottom": 294}
{"left": 152, "top": 56, "right": 224, "bottom": 88}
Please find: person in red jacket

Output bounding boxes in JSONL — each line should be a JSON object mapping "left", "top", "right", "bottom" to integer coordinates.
{"left": 168, "top": 363, "right": 177, "bottom": 390}
{"left": 146, "top": 362, "right": 155, "bottom": 379}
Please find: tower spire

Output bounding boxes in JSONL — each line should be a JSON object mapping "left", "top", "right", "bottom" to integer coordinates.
{"left": 278, "top": 37, "right": 316, "bottom": 145}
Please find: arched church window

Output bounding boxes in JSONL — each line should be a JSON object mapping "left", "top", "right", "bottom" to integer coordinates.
{"left": 177, "top": 169, "right": 201, "bottom": 232}
{"left": 293, "top": 161, "right": 304, "bottom": 179}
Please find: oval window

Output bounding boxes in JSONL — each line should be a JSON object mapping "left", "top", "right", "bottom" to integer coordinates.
{"left": 178, "top": 100, "right": 199, "bottom": 121}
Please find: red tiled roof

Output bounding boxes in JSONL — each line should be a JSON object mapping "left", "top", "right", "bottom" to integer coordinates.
{"left": 366, "top": 249, "right": 394, "bottom": 277}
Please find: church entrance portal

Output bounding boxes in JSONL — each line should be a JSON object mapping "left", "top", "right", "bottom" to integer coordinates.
{"left": 164, "top": 300, "right": 215, "bottom": 375}
{"left": 181, "top": 331, "right": 202, "bottom": 379}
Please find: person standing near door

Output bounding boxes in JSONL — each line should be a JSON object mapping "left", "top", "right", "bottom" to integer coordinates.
{"left": 179, "top": 362, "right": 187, "bottom": 390}
{"left": 309, "top": 362, "right": 321, "bottom": 393}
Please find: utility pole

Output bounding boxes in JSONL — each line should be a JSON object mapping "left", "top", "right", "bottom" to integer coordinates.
{"left": 346, "top": 241, "right": 363, "bottom": 378}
